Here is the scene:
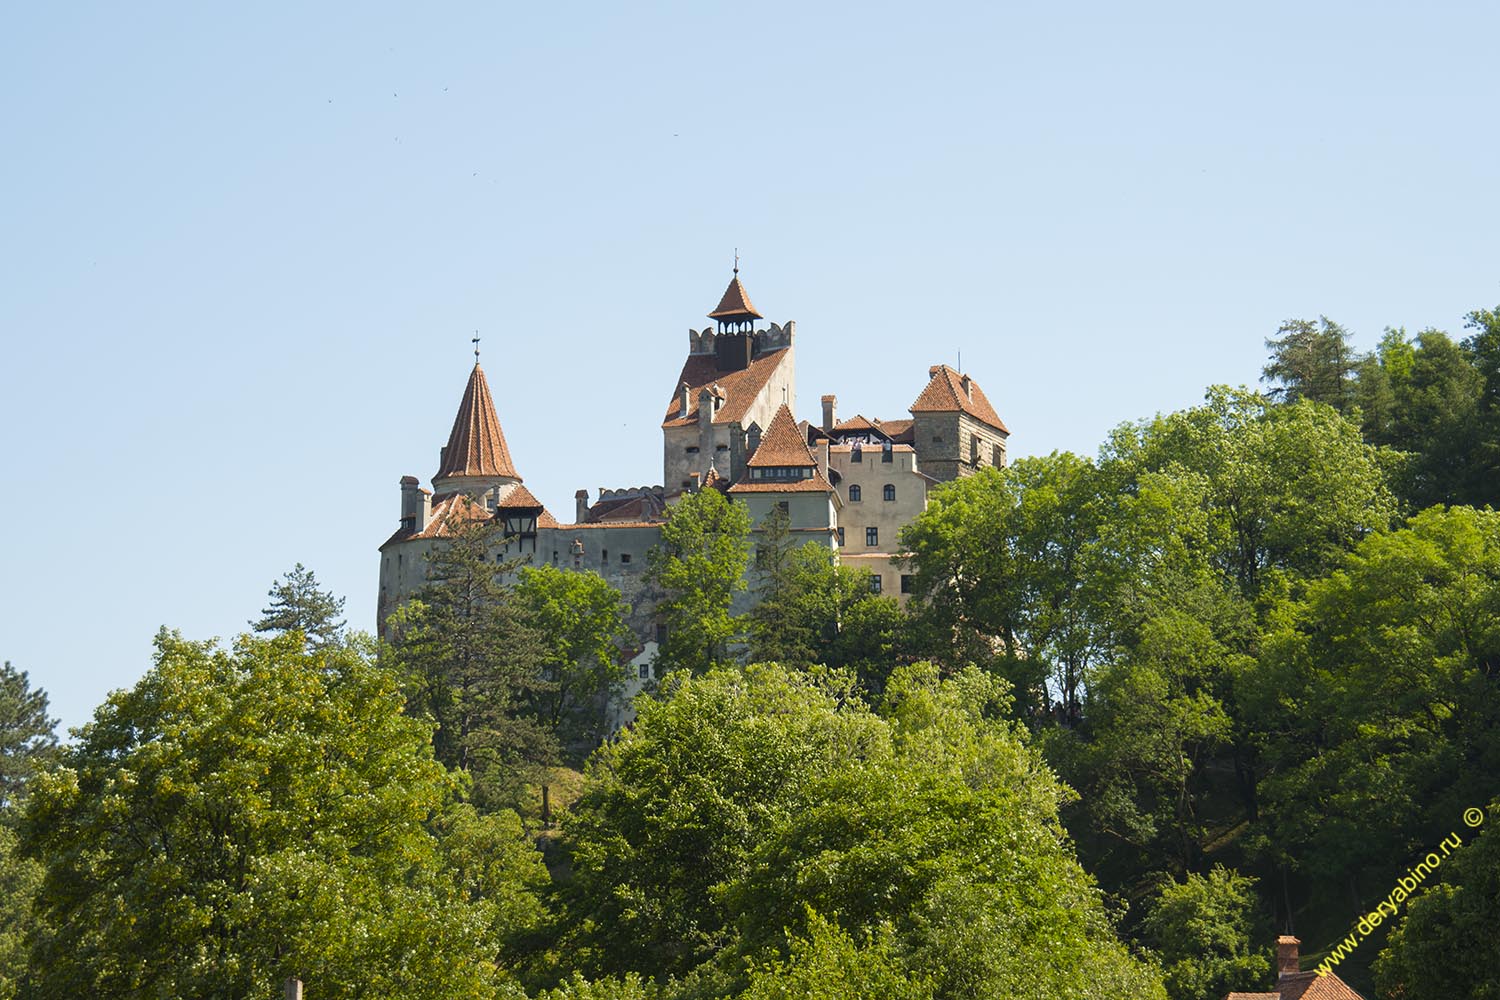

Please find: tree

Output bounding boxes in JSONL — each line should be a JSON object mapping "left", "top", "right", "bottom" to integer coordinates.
{"left": 748, "top": 516, "right": 909, "bottom": 692}
{"left": 558, "top": 663, "right": 875, "bottom": 982}
{"left": 1374, "top": 800, "right": 1500, "bottom": 1000}
{"left": 512, "top": 564, "right": 630, "bottom": 762}
{"left": 1139, "top": 866, "right": 1270, "bottom": 1000}
{"left": 739, "top": 911, "right": 934, "bottom": 1000}
{"left": 1262, "top": 317, "right": 1357, "bottom": 414}
{"left": 251, "top": 563, "right": 347, "bottom": 649}
{"left": 645, "top": 487, "right": 752, "bottom": 674}
{"left": 19, "top": 629, "right": 535, "bottom": 998}
{"left": 0, "top": 825, "right": 43, "bottom": 1000}
{"left": 0, "top": 661, "right": 57, "bottom": 813}
{"left": 388, "top": 511, "right": 554, "bottom": 809}
{"left": 900, "top": 452, "right": 1105, "bottom": 720}
{"left": 558, "top": 662, "right": 1166, "bottom": 999}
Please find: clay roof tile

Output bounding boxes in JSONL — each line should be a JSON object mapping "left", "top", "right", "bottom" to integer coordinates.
{"left": 434, "top": 364, "right": 522, "bottom": 482}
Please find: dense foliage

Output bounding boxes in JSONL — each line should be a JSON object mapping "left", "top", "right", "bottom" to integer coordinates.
{"left": 8, "top": 303, "right": 1500, "bottom": 997}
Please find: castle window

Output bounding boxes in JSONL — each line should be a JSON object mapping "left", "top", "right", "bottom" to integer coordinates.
{"left": 882, "top": 441, "right": 893, "bottom": 462}
{"left": 869, "top": 574, "right": 882, "bottom": 593}
{"left": 837, "top": 527, "right": 845, "bottom": 546}
{"left": 602, "top": 549, "right": 608, "bottom": 563}
{"left": 992, "top": 443, "right": 1004, "bottom": 467}
{"left": 777, "top": 501, "right": 790, "bottom": 514}
{"left": 716, "top": 443, "right": 728, "bottom": 451}
{"left": 639, "top": 662, "right": 650, "bottom": 680}
{"left": 849, "top": 485, "right": 862, "bottom": 502}
{"left": 866, "top": 526, "right": 879, "bottom": 546}
{"left": 901, "top": 574, "right": 914, "bottom": 594}
{"left": 621, "top": 552, "right": 631, "bottom": 564}
{"left": 970, "top": 434, "right": 980, "bottom": 464}
{"left": 686, "top": 446, "right": 700, "bottom": 454}
{"left": 851, "top": 445, "right": 863, "bottom": 463}
{"left": 552, "top": 550, "right": 559, "bottom": 564}
{"left": 883, "top": 484, "right": 896, "bottom": 502}
{"left": 656, "top": 623, "right": 668, "bottom": 645}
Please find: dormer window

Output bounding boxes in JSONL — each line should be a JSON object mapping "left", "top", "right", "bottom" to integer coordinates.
{"left": 749, "top": 466, "right": 814, "bottom": 481}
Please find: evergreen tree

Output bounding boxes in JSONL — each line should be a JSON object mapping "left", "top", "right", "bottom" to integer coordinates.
{"left": 251, "top": 562, "right": 347, "bottom": 650}
{"left": 1261, "top": 316, "right": 1358, "bottom": 414}
{"left": 0, "top": 661, "right": 57, "bottom": 813}
{"left": 388, "top": 512, "right": 553, "bottom": 810}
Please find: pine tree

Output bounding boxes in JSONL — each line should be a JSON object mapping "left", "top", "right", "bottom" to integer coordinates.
{"left": 251, "top": 563, "right": 347, "bottom": 650}
{"left": 0, "top": 661, "right": 57, "bottom": 813}
{"left": 387, "top": 513, "right": 554, "bottom": 810}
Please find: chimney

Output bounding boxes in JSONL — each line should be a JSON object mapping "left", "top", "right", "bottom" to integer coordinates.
{"left": 818, "top": 439, "right": 830, "bottom": 480}
{"left": 747, "top": 422, "right": 763, "bottom": 457}
{"left": 399, "top": 476, "right": 430, "bottom": 532}
{"left": 575, "top": 489, "right": 590, "bottom": 523}
{"left": 680, "top": 382, "right": 692, "bottom": 418}
{"left": 1277, "top": 936, "right": 1300, "bottom": 980}
{"left": 821, "top": 394, "right": 837, "bottom": 432}
{"left": 960, "top": 374, "right": 973, "bottom": 399}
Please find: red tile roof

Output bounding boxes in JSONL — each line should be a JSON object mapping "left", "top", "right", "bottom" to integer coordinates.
{"left": 708, "top": 274, "right": 762, "bottom": 320}
{"left": 728, "top": 477, "right": 835, "bottom": 494}
{"left": 748, "top": 404, "right": 819, "bottom": 468}
{"left": 434, "top": 364, "right": 522, "bottom": 482}
{"left": 909, "top": 364, "right": 1009, "bottom": 434}
{"left": 497, "top": 484, "right": 545, "bottom": 509}
{"left": 834, "top": 414, "right": 878, "bottom": 432}
{"left": 1276, "top": 973, "right": 1366, "bottom": 1000}
{"left": 661, "top": 348, "right": 791, "bottom": 427}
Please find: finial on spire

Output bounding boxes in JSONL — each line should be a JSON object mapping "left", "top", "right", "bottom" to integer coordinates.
{"left": 472, "top": 331, "right": 481, "bottom": 364}
{"left": 733, "top": 248, "right": 739, "bottom": 275}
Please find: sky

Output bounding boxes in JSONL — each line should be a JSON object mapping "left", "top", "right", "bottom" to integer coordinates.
{"left": 2, "top": 2, "right": 1497, "bottom": 734}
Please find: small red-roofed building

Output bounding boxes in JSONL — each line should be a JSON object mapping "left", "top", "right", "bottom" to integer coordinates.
{"left": 1225, "top": 937, "right": 1367, "bottom": 1000}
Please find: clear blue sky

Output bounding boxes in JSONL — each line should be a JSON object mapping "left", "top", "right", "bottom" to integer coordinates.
{"left": 3, "top": 2, "right": 1497, "bottom": 734}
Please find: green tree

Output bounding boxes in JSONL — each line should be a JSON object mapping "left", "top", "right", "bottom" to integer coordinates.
{"left": 558, "top": 664, "right": 875, "bottom": 982}
{"left": 0, "top": 824, "right": 43, "bottom": 1000}
{"left": 645, "top": 487, "right": 752, "bottom": 673}
{"left": 1374, "top": 801, "right": 1500, "bottom": 1000}
{"left": 388, "top": 512, "right": 553, "bottom": 809}
{"left": 1261, "top": 317, "right": 1357, "bottom": 415}
{"left": 740, "top": 911, "right": 934, "bottom": 1000}
{"left": 749, "top": 519, "right": 909, "bottom": 692}
{"left": 900, "top": 452, "right": 1104, "bottom": 720}
{"left": 19, "top": 629, "right": 533, "bottom": 998}
{"left": 512, "top": 564, "right": 630, "bottom": 762}
{"left": 559, "top": 662, "right": 1165, "bottom": 999}
{"left": 0, "top": 661, "right": 57, "bottom": 813}
{"left": 1243, "top": 507, "right": 1500, "bottom": 935}
{"left": 1139, "top": 866, "right": 1270, "bottom": 1000}
{"left": 250, "top": 562, "right": 347, "bottom": 649}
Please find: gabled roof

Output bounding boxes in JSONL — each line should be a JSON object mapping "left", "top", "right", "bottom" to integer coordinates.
{"left": 496, "top": 484, "right": 545, "bottom": 509}
{"left": 748, "top": 404, "right": 819, "bottom": 467}
{"left": 708, "top": 274, "right": 762, "bottom": 320}
{"left": 434, "top": 364, "right": 521, "bottom": 482}
{"left": 909, "top": 364, "right": 1009, "bottom": 434}
{"left": 661, "top": 348, "right": 792, "bottom": 427}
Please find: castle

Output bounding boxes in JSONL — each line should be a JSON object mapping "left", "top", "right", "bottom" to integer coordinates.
{"left": 377, "top": 269, "right": 1009, "bottom": 654}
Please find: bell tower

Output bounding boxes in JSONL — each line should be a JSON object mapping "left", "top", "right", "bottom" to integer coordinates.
{"left": 707, "top": 256, "right": 762, "bottom": 373}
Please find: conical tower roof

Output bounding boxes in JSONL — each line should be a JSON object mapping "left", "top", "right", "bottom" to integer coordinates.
{"left": 708, "top": 273, "right": 763, "bottom": 321}
{"left": 434, "top": 363, "right": 521, "bottom": 483}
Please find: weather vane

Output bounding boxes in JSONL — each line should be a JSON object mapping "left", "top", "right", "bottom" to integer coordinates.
{"left": 472, "top": 330, "right": 481, "bottom": 363}
{"left": 733, "top": 248, "right": 739, "bottom": 275}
